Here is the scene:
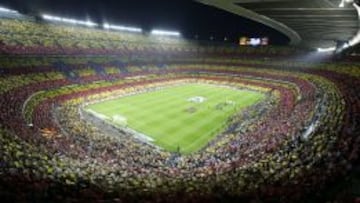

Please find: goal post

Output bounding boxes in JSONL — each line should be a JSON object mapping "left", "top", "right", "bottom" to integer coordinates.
{"left": 112, "top": 115, "right": 128, "bottom": 127}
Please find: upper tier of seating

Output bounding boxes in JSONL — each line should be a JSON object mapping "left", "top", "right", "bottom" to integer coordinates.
{"left": 0, "top": 17, "right": 305, "bottom": 56}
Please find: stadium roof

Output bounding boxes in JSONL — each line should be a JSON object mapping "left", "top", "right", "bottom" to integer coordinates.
{"left": 196, "top": 0, "right": 360, "bottom": 49}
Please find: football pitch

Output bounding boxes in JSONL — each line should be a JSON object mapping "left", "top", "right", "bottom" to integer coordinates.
{"left": 86, "top": 84, "right": 265, "bottom": 154}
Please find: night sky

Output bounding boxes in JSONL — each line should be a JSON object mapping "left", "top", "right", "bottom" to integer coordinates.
{"left": 0, "top": 0, "right": 289, "bottom": 45}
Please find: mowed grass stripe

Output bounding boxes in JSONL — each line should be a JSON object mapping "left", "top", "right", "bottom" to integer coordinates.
{"left": 115, "top": 86, "right": 202, "bottom": 130}
{"left": 86, "top": 84, "right": 265, "bottom": 154}
{"left": 130, "top": 85, "right": 229, "bottom": 139}
{"left": 92, "top": 85, "right": 198, "bottom": 119}
{"left": 115, "top": 85, "right": 210, "bottom": 128}
{"left": 182, "top": 93, "right": 262, "bottom": 152}
{"left": 170, "top": 92, "right": 261, "bottom": 152}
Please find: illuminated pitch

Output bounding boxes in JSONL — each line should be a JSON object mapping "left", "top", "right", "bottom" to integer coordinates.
{"left": 86, "top": 84, "right": 265, "bottom": 154}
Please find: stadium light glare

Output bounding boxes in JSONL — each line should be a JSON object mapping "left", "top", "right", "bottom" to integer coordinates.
{"left": 42, "top": 14, "right": 97, "bottom": 27}
{"left": 331, "top": 1, "right": 360, "bottom": 53}
{"left": 347, "top": 2, "right": 360, "bottom": 46}
{"left": 317, "top": 47, "right": 336, "bottom": 52}
{"left": 151, "top": 29, "right": 181, "bottom": 37}
{"left": 340, "top": 0, "right": 355, "bottom": 7}
{"left": 0, "top": 6, "right": 18, "bottom": 14}
{"left": 61, "top": 17, "right": 77, "bottom": 24}
{"left": 339, "top": 1, "right": 345, "bottom": 7}
{"left": 103, "top": 23, "right": 111, "bottom": 29}
{"left": 43, "top": 14, "right": 61, "bottom": 21}
{"left": 84, "top": 20, "right": 97, "bottom": 27}
{"left": 103, "top": 23, "right": 142, "bottom": 33}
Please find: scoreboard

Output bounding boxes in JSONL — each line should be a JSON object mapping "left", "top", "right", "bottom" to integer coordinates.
{"left": 239, "top": 37, "right": 269, "bottom": 46}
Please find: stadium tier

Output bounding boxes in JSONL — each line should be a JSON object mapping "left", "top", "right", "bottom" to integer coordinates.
{"left": 0, "top": 15, "right": 359, "bottom": 202}
{"left": 0, "top": 17, "right": 305, "bottom": 57}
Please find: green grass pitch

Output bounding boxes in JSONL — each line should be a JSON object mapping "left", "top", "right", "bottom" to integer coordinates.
{"left": 86, "top": 84, "right": 265, "bottom": 154}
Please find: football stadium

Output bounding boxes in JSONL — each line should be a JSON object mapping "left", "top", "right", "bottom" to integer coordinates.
{"left": 0, "top": 0, "right": 359, "bottom": 202}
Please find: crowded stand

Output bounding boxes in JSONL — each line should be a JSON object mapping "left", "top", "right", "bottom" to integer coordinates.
{"left": 0, "top": 17, "right": 304, "bottom": 57}
{"left": 0, "top": 14, "right": 359, "bottom": 203}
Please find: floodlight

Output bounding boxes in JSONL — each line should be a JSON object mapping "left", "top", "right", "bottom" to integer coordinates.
{"left": 0, "top": 6, "right": 18, "bottom": 14}
{"left": 347, "top": 2, "right": 360, "bottom": 46}
{"left": 42, "top": 14, "right": 52, "bottom": 20}
{"left": 151, "top": 29, "right": 181, "bottom": 37}
{"left": 339, "top": 0, "right": 356, "bottom": 7}
{"left": 42, "top": 14, "right": 98, "bottom": 27}
{"left": 62, "top": 18, "right": 77, "bottom": 24}
{"left": 43, "top": 14, "right": 62, "bottom": 21}
{"left": 84, "top": 20, "right": 97, "bottom": 27}
{"left": 112, "top": 25, "right": 142, "bottom": 32}
{"left": 250, "top": 38, "right": 261, "bottom": 46}
{"left": 317, "top": 47, "right": 336, "bottom": 52}
{"left": 103, "top": 23, "right": 111, "bottom": 29}
{"left": 342, "top": 42, "right": 350, "bottom": 49}
{"left": 103, "top": 23, "right": 142, "bottom": 33}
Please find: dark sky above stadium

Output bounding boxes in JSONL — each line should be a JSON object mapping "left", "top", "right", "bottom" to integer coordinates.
{"left": 1, "top": 0, "right": 289, "bottom": 45}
